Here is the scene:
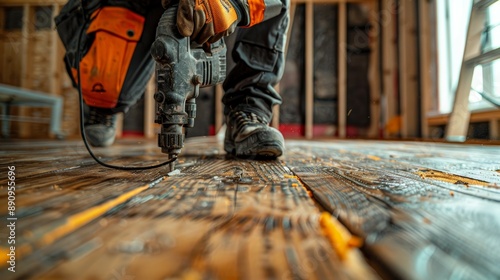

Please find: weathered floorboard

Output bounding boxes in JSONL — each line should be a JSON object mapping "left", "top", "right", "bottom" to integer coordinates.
{"left": 0, "top": 139, "right": 374, "bottom": 280}
{"left": 0, "top": 138, "right": 499, "bottom": 279}
{"left": 285, "top": 140, "right": 500, "bottom": 279}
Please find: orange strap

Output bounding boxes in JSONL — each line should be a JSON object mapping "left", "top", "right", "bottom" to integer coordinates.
{"left": 246, "top": 0, "right": 266, "bottom": 27}
{"left": 72, "top": 7, "right": 145, "bottom": 108}
{"left": 198, "top": 0, "right": 239, "bottom": 34}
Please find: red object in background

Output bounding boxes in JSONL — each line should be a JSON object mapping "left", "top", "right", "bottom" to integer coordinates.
{"left": 279, "top": 124, "right": 304, "bottom": 137}
{"left": 209, "top": 125, "right": 216, "bottom": 136}
{"left": 122, "top": 131, "right": 144, "bottom": 138}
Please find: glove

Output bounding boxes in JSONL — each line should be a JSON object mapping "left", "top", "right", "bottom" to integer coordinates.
{"left": 162, "top": 0, "right": 283, "bottom": 44}
{"left": 159, "top": 0, "right": 240, "bottom": 44}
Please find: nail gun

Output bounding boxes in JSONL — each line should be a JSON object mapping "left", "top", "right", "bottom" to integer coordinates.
{"left": 150, "top": 4, "right": 227, "bottom": 169}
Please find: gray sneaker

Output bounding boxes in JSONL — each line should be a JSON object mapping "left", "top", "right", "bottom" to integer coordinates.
{"left": 224, "top": 111, "right": 284, "bottom": 158}
{"left": 84, "top": 106, "right": 117, "bottom": 147}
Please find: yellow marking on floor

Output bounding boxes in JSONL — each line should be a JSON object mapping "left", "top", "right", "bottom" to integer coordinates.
{"left": 417, "top": 169, "right": 489, "bottom": 186}
{"left": 0, "top": 176, "right": 167, "bottom": 266}
{"left": 285, "top": 174, "right": 363, "bottom": 260}
{"left": 367, "top": 155, "right": 381, "bottom": 161}
{"left": 319, "top": 212, "right": 362, "bottom": 261}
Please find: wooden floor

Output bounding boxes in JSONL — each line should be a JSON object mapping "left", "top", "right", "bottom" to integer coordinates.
{"left": 1, "top": 137, "right": 500, "bottom": 279}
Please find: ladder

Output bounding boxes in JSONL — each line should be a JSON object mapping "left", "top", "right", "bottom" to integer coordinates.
{"left": 446, "top": 0, "right": 500, "bottom": 141}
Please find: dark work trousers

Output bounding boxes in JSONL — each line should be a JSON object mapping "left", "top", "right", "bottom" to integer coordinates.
{"left": 73, "top": 0, "right": 290, "bottom": 118}
{"left": 222, "top": 0, "right": 290, "bottom": 122}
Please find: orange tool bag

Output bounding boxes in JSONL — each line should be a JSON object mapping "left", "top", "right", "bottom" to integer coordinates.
{"left": 73, "top": 7, "right": 145, "bottom": 108}
{"left": 56, "top": 1, "right": 145, "bottom": 109}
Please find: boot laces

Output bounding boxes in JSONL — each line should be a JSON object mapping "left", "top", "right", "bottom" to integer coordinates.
{"left": 232, "top": 111, "right": 267, "bottom": 133}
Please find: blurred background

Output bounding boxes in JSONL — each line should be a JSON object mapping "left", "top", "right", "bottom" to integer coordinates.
{"left": 0, "top": 0, "right": 499, "bottom": 142}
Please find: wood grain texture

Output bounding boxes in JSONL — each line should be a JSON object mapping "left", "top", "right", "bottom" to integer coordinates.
{"left": 285, "top": 140, "right": 500, "bottom": 279}
{"left": 1, "top": 138, "right": 499, "bottom": 279}
{"left": 0, "top": 139, "right": 375, "bottom": 280}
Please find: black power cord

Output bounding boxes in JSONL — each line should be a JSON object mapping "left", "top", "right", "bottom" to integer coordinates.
{"left": 76, "top": 3, "right": 176, "bottom": 170}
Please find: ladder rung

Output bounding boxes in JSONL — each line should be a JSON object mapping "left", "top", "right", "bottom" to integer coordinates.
{"left": 474, "top": 0, "right": 498, "bottom": 10}
{"left": 465, "top": 47, "right": 500, "bottom": 66}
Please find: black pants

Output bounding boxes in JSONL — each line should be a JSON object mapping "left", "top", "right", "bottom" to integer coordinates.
{"left": 71, "top": 0, "right": 289, "bottom": 119}
{"left": 222, "top": 0, "right": 289, "bottom": 121}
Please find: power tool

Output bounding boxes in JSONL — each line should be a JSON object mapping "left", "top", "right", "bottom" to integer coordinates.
{"left": 150, "top": 4, "right": 227, "bottom": 169}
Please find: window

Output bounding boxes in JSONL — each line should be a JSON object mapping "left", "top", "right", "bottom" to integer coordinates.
{"left": 436, "top": 0, "right": 500, "bottom": 114}
{"left": 469, "top": 1, "right": 500, "bottom": 110}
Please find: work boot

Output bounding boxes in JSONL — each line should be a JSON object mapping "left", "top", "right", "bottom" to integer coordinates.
{"left": 84, "top": 106, "right": 117, "bottom": 147}
{"left": 224, "top": 110, "right": 284, "bottom": 158}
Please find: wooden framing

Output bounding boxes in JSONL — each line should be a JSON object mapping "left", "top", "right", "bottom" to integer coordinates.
{"left": 366, "top": 0, "right": 381, "bottom": 138}
{"left": 8, "top": 0, "right": 496, "bottom": 141}
{"left": 399, "top": 0, "right": 419, "bottom": 138}
{"left": 0, "top": 7, "right": 4, "bottom": 31}
{"left": 50, "top": 4, "right": 60, "bottom": 96}
{"left": 490, "top": 118, "right": 500, "bottom": 140}
{"left": 380, "top": 0, "right": 398, "bottom": 138}
{"left": 19, "top": 4, "right": 33, "bottom": 137}
{"left": 337, "top": 1, "right": 347, "bottom": 138}
{"left": 301, "top": 0, "right": 377, "bottom": 139}
{"left": 271, "top": 2, "right": 297, "bottom": 130}
{"left": 20, "top": 4, "right": 31, "bottom": 89}
{"left": 2, "top": 0, "right": 390, "bottom": 141}
{"left": 419, "top": 0, "right": 432, "bottom": 138}
{"left": 304, "top": 1, "right": 314, "bottom": 139}
{"left": 136, "top": 0, "right": 382, "bottom": 139}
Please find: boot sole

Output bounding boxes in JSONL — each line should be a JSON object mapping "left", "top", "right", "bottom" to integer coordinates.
{"left": 225, "top": 142, "right": 283, "bottom": 158}
{"left": 224, "top": 130, "right": 284, "bottom": 159}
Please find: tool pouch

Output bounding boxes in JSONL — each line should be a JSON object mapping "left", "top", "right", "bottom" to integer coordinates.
{"left": 72, "top": 7, "right": 145, "bottom": 108}
{"left": 55, "top": 1, "right": 145, "bottom": 108}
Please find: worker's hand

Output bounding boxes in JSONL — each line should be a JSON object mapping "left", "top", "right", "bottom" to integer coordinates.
{"left": 161, "top": 0, "right": 239, "bottom": 44}
{"left": 162, "top": 0, "right": 284, "bottom": 44}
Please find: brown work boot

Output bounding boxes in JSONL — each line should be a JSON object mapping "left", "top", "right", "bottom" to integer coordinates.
{"left": 224, "top": 110, "right": 284, "bottom": 158}
{"left": 84, "top": 106, "right": 117, "bottom": 147}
